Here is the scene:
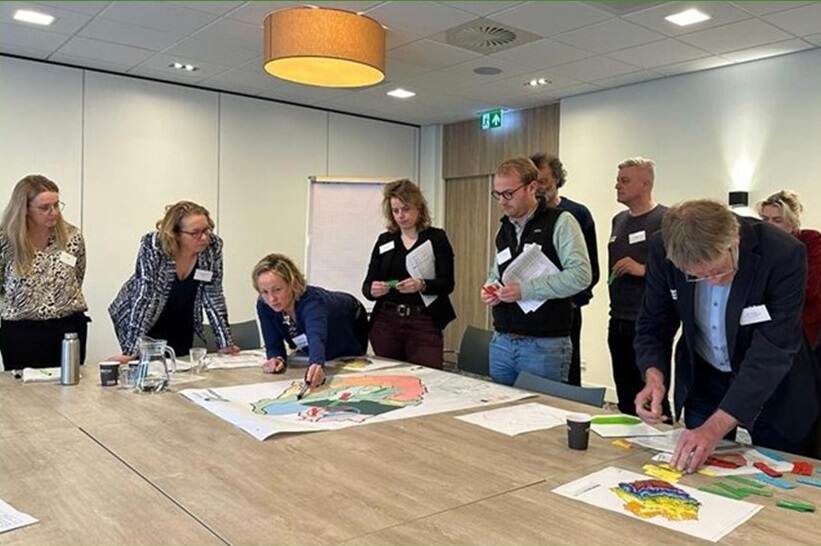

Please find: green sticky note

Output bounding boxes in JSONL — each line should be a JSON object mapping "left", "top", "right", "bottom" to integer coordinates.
{"left": 726, "top": 475, "right": 767, "bottom": 489}
{"left": 591, "top": 415, "right": 642, "bottom": 425}
{"left": 716, "top": 482, "right": 748, "bottom": 498}
{"left": 777, "top": 499, "right": 816, "bottom": 512}
{"left": 699, "top": 486, "right": 743, "bottom": 500}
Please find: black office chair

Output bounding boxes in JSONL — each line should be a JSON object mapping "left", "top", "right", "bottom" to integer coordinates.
{"left": 456, "top": 325, "right": 493, "bottom": 378}
{"left": 192, "top": 320, "right": 261, "bottom": 352}
{"left": 514, "top": 371, "right": 606, "bottom": 408}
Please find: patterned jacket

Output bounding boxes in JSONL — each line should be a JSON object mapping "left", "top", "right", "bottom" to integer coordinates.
{"left": 109, "top": 231, "right": 233, "bottom": 355}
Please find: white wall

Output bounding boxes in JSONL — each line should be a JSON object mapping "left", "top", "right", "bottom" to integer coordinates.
{"left": 559, "top": 48, "right": 821, "bottom": 397}
{"left": 0, "top": 55, "right": 419, "bottom": 366}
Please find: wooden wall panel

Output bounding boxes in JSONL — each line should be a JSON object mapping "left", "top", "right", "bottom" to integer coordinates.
{"left": 443, "top": 104, "right": 560, "bottom": 179}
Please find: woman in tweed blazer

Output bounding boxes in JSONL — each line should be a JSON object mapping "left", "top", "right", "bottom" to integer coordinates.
{"left": 108, "top": 201, "right": 237, "bottom": 360}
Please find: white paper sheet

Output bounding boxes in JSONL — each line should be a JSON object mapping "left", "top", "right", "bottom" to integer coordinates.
{"left": 590, "top": 415, "right": 666, "bottom": 438}
{"left": 627, "top": 429, "right": 738, "bottom": 453}
{"left": 405, "top": 239, "right": 437, "bottom": 307}
{"left": 500, "top": 244, "right": 559, "bottom": 313}
{"left": 455, "top": 402, "right": 573, "bottom": 436}
{"left": 177, "top": 350, "right": 267, "bottom": 372}
{"left": 21, "top": 367, "right": 61, "bottom": 383}
{"left": 651, "top": 449, "right": 794, "bottom": 476}
{"left": 0, "top": 499, "right": 38, "bottom": 534}
{"left": 325, "top": 356, "right": 404, "bottom": 373}
{"left": 181, "top": 367, "right": 533, "bottom": 440}
{"left": 552, "top": 466, "right": 762, "bottom": 543}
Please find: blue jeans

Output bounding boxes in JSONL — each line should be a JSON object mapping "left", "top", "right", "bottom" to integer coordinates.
{"left": 489, "top": 332, "right": 571, "bottom": 386}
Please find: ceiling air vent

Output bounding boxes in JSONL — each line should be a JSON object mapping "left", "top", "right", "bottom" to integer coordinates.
{"left": 436, "top": 18, "right": 542, "bottom": 55}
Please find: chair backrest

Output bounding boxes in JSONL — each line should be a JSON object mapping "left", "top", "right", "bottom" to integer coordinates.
{"left": 192, "top": 320, "right": 261, "bottom": 352}
{"left": 457, "top": 326, "right": 493, "bottom": 377}
{"left": 513, "top": 371, "right": 606, "bottom": 408}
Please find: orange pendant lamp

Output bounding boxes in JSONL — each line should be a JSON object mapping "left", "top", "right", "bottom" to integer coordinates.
{"left": 263, "top": 7, "right": 386, "bottom": 88}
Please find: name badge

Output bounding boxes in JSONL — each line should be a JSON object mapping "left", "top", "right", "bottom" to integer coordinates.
{"left": 670, "top": 289, "right": 678, "bottom": 301}
{"left": 628, "top": 230, "right": 646, "bottom": 244}
{"left": 740, "top": 305, "right": 771, "bottom": 326}
{"left": 496, "top": 247, "right": 512, "bottom": 265}
{"left": 59, "top": 251, "right": 77, "bottom": 267}
{"left": 379, "top": 241, "right": 395, "bottom": 254}
{"left": 292, "top": 333, "right": 308, "bottom": 349}
{"left": 194, "top": 269, "right": 213, "bottom": 282}
{"left": 609, "top": 236, "right": 617, "bottom": 244}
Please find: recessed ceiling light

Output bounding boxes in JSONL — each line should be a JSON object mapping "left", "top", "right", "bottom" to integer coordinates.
{"left": 387, "top": 88, "right": 415, "bottom": 99}
{"left": 526, "top": 77, "right": 550, "bottom": 87}
{"left": 13, "top": 9, "right": 55, "bottom": 26}
{"left": 169, "top": 62, "right": 199, "bottom": 72}
{"left": 665, "top": 8, "right": 711, "bottom": 27}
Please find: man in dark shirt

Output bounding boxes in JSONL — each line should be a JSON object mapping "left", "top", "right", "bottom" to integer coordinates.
{"left": 530, "top": 152, "right": 599, "bottom": 386}
{"left": 608, "top": 157, "right": 669, "bottom": 415}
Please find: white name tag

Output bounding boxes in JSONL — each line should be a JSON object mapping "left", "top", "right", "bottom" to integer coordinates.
{"left": 670, "top": 289, "right": 678, "bottom": 301}
{"left": 496, "top": 247, "right": 512, "bottom": 265}
{"left": 379, "top": 241, "right": 395, "bottom": 254}
{"left": 292, "top": 333, "right": 308, "bottom": 349}
{"left": 740, "top": 305, "right": 771, "bottom": 326}
{"left": 609, "top": 236, "right": 617, "bottom": 244}
{"left": 59, "top": 251, "right": 77, "bottom": 267}
{"left": 194, "top": 269, "right": 213, "bottom": 282}
{"left": 628, "top": 230, "right": 646, "bottom": 244}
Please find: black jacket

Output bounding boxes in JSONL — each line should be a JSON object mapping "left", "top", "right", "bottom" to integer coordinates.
{"left": 635, "top": 216, "right": 819, "bottom": 443}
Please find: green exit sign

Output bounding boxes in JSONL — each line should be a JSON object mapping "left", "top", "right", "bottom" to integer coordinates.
{"left": 480, "top": 109, "right": 503, "bottom": 130}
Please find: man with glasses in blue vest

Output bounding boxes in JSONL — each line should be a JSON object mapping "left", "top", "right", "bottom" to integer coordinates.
{"left": 634, "top": 199, "right": 820, "bottom": 471}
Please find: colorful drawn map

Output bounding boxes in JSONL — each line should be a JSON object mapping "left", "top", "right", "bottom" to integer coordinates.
{"left": 612, "top": 479, "right": 701, "bottom": 521}
{"left": 251, "top": 375, "right": 426, "bottom": 423}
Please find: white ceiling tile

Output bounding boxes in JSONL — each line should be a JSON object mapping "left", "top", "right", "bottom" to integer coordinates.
{"left": 35, "top": 1, "right": 111, "bottom": 15}
{"left": 555, "top": 82, "right": 601, "bottom": 98}
{"left": 0, "top": 1, "right": 92, "bottom": 35}
{"left": 48, "top": 54, "right": 139, "bottom": 72}
{"left": 608, "top": 38, "right": 710, "bottom": 68}
{"left": 164, "top": 36, "right": 259, "bottom": 67}
{"left": 549, "top": 55, "right": 640, "bottom": 82}
{"left": 721, "top": 38, "right": 813, "bottom": 63}
{"left": 170, "top": 1, "right": 244, "bottom": 15}
{"left": 79, "top": 18, "right": 182, "bottom": 51}
{"left": 260, "top": 80, "right": 361, "bottom": 105}
{"left": 100, "top": 1, "right": 219, "bottom": 33}
{"left": 312, "top": 2, "right": 385, "bottom": 12}
{"left": 189, "top": 18, "right": 261, "bottom": 52}
{"left": 383, "top": 58, "right": 433, "bottom": 82}
{"left": 227, "top": 1, "right": 298, "bottom": 25}
{"left": 52, "top": 36, "right": 153, "bottom": 68}
{"left": 731, "top": 2, "right": 813, "bottom": 16}
{"left": 129, "top": 53, "right": 231, "bottom": 81}
{"left": 624, "top": 2, "right": 751, "bottom": 37}
{"left": 591, "top": 69, "right": 664, "bottom": 89}
{"left": 763, "top": 3, "right": 821, "bottom": 36}
{"left": 401, "top": 56, "right": 532, "bottom": 93}
{"left": 488, "top": 1, "right": 612, "bottom": 38}
{"left": 388, "top": 38, "right": 480, "bottom": 69}
{"left": 554, "top": 18, "right": 666, "bottom": 54}
{"left": 0, "top": 21, "right": 68, "bottom": 57}
{"left": 654, "top": 55, "right": 734, "bottom": 76}
{"left": 197, "top": 57, "right": 283, "bottom": 94}
{"left": 805, "top": 32, "right": 821, "bottom": 46}
{"left": 365, "top": 1, "right": 476, "bottom": 37}
{"left": 487, "top": 38, "right": 592, "bottom": 69}
{"left": 385, "top": 27, "right": 423, "bottom": 49}
{"left": 678, "top": 18, "right": 793, "bottom": 54}
{"left": 440, "top": 2, "right": 524, "bottom": 16}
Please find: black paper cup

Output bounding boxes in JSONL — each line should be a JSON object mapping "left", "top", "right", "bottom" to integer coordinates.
{"left": 100, "top": 362, "right": 120, "bottom": 387}
{"left": 567, "top": 413, "right": 592, "bottom": 450}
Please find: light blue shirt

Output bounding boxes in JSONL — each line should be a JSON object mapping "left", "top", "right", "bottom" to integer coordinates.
{"left": 693, "top": 281, "right": 732, "bottom": 372}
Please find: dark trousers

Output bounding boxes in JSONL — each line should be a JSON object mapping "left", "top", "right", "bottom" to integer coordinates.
{"left": 568, "top": 306, "right": 582, "bottom": 386}
{"left": 0, "top": 313, "right": 89, "bottom": 370}
{"left": 608, "top": 317, "right": 671, "bottom": 416}
{"left": 369, "top": 308, "right": 443, "bottom": 369}
{"left": 685, "top": 356, "right": 808, "bottom": 455}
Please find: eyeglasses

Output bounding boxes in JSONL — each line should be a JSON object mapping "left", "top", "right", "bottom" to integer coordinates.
{"left": 31, "top": 201, "right": 65, "bottom": 213}
{"left": 491, "top": 183, "right": 528, "bottom": 201}
{"left": 685, "top": 247, "right": 738, "bottom": 283}
{"left": 179, "top": 228, "right": 212, "bottom": 239}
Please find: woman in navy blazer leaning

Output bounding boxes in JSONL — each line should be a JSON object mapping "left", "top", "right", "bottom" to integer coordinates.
{"left": 108, "top": 201, "right": 238, "bottom": 360}
{"left": 363, "top": 179, "right": 456, "bottom": 369}
{"left": 253, "top": 253, "right": 368, "bottom": 387}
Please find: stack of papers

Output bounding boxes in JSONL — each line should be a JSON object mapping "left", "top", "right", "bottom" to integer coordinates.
{"left": 501, "top": 244, "right": 560, "bottom": 313}
{"left": 21, "top": 367, "right": 61, "bottom": 383}
{"left": 590, "top": 414, "right": 666, "bottom": 438}
{"left": 455, "top": 402, "right": 574, "bottom": 436}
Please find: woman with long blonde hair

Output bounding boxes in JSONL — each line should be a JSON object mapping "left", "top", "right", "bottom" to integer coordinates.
{"left": 108, "top": 201, "right": 238, "bottom": 361}
{"left": 0, "top": 174, "right": 89, "bottom": 369}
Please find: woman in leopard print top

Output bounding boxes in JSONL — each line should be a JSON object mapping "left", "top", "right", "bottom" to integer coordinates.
{"left": 0, "top": 175, "right": 89, "bottom": 370}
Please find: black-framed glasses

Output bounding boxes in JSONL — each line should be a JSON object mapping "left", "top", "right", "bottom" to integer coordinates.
{"left": 31, "top": 201, "right": 65, "bottom": 213}
{"left": 179, "top": 228, "right": 212, "bottom": 239}
{"left": 491, "top": 183, "right": 528, "bottom": 201}
{"left": 685, "top": 247, "right": 738, "bottom": 283}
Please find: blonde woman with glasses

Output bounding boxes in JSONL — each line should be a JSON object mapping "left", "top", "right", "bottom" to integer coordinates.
{"left": 0, "top": 175, "right": 89, "bottom": 369}
{"left": 108, "top": 201, "right": 238, "bottom": 361}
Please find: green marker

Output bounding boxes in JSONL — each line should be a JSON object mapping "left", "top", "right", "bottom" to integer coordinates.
{"left": 607, "top": 273, "right": 615, "bottom": 286}
{"left": 387, "top": 280, "right": 398, "bottom": 289}
{"left": 591, "top": 415, "right": 642, "bottom": 425}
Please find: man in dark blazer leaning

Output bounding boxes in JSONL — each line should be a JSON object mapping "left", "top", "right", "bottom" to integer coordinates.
{"left": 634, "top": 199, "right": 819, "bottom": 472}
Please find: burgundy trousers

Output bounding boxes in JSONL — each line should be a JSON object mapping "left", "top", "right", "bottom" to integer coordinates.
{"left": 369, "top": 307, "right": 444, "bottom": 369}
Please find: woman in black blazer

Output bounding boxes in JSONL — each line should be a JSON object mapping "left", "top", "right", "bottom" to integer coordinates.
{"left": 362, "top": 179, "right": 456, "bottom": 369}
